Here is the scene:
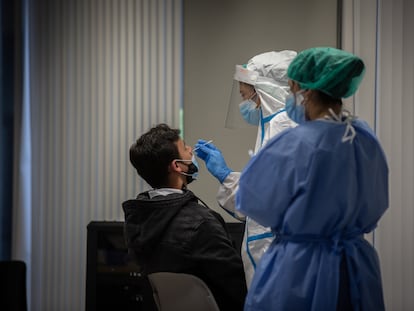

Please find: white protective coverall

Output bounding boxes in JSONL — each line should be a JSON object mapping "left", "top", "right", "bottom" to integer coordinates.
{"left": 218, "top": 51, "right": 297, "bottom": 286}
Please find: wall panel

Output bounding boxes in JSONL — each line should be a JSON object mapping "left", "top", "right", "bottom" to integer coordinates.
{"left": 342, "top": 0, "right": 414, "bottom": 309}
{"left": 17, "top": 0, "right": 183, "bottom": 309}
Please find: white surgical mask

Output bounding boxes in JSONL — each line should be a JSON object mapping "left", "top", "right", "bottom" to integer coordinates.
{"left": 285, "top": 90, "right": 306, "bottom": 124}
{"left": 239, "top": 92, "right": 260, "bottom": 125}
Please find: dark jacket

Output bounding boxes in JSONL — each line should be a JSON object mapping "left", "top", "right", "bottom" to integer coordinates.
{"left": 122, "top": 189, "right": 247, "bottom": 311}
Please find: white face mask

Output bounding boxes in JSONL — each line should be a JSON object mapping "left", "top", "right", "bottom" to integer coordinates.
{"left": 239, "top": 93, "right": 260, "bottom": 125}
{"left": 285, "top": 90, "right": 305, "bottom": 124}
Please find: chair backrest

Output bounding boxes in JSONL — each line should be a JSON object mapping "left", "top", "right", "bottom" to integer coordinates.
{"left": 147, "top": 272, "right": 220, "bottom": 311}
{"left": 0, "top": 260, "right": 27, "bottom": 311}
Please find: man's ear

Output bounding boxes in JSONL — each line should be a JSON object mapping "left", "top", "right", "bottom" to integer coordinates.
{"left": 169, "top": 160, "right": 181, "bottom": 173}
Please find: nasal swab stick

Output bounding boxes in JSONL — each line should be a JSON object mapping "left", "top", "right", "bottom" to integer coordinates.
{"left": 193, "top": 140, "right": 213, "bottom": 152}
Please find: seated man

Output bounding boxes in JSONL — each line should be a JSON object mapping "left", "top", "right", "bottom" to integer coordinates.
{"left": 122, "top": 123, "right": 247, "bottom": 311}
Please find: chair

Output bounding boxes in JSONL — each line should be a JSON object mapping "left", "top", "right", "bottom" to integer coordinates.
{"left": 0, "top": 260, "right": 27, "bottom": 311}
{"left": 147, "top": 272, "right": 220, "bottom": 311}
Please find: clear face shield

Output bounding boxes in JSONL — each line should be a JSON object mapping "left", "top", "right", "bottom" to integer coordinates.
{"left": 225, "top": 80, "right": 260, "bottom": 129}
{"left": 225, "top": 65, "right": 290, "bottom": 129}
{"left": 225, "top": 65, "right": 260, "bottom": 129}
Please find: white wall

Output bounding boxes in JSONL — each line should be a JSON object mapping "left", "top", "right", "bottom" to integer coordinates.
{"left": 183, "top": 0, "right": 338, "bottom": 221}
{"left": 342, "top": 0, "right": 414, "bottom": 309}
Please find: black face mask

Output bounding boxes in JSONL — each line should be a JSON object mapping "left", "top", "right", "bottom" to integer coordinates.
{"left": 184, "top": 162, "right": 198, "bottom": 184}
{"left": 175, "top": 155, "right": 199, "bottom": 185}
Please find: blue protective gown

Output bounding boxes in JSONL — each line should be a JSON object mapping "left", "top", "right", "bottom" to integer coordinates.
{"left": 236, "top": 118, "right": 388, "bottom": 311}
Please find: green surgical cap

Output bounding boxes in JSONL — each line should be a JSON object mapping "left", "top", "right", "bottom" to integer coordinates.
{"left": 287, "top": 47, "right": 366, "bottom": 98}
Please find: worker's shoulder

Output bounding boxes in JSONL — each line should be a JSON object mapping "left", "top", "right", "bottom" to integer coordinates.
{"left": 263, "top": 121, "right": 324, "bottom": 152}
{"left": 270, "top": 110, "right": 298, "bottom": 129}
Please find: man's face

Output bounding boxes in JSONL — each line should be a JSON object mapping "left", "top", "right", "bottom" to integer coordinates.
{"left": 175, "top": 138, "right": 193, "bottom": 161}
{"left": 173, "top": 138, "right": 196, "bottom": 186}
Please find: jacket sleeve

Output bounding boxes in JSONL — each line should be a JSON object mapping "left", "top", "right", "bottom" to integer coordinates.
{"left": 217, "top": 172, "right": 246, "bottom": 221}
{"left": 190, "top": 211, "right": 247, "bottom": 311}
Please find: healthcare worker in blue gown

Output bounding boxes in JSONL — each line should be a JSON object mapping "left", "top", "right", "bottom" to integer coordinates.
{"left": 236, "top": 47, "right": 389, "bottom": 311}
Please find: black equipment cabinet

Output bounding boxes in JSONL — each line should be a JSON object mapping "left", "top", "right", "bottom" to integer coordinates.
{"left": 85, "top": 221, "right": 156, "bottom": 311}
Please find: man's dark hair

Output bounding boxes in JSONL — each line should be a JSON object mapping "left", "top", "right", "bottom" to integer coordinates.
{"left": 130, "top": 123, "right": 181, "bottom": 188}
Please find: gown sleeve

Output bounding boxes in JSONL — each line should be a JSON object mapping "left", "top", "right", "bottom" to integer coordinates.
{"left": 236, "top": 129, "right": 309, "bottom": 228}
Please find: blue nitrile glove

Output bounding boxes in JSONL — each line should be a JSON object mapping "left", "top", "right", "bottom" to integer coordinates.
{"left": 194, "top": 139, "right": 232, "bottom": 183}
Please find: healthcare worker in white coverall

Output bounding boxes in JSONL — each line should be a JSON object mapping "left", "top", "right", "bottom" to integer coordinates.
{"left": 195, "top": 50, "right": 297, "bottom": 286}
